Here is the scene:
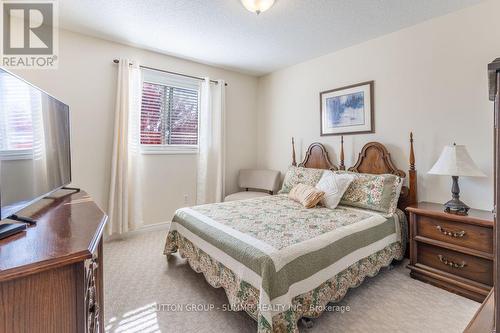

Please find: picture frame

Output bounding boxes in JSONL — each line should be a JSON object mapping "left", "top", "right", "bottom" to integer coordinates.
{"left": 320, "top": 81, "right": 374, "bottom": 136}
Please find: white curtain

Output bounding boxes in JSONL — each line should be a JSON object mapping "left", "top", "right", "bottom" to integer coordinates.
{"left": 197, "top": 78, "right": 226, "bottom": 204}
{"left": 107, "top": 59, "right": 143, "bottom": 236}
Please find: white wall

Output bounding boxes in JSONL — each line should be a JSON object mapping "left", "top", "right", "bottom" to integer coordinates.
{"left": 257, "top": 0, "right": 499, "bottom": 211}
{"left": 7, "top": 0, "right": 498, "bottom": 224}
{"left": 11, "top": 29, "right": 258, "bottom": 225}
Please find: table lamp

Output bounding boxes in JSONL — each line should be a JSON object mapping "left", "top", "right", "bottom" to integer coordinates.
{"left": 428, "top": 143, "right": 486, "bottom": 215}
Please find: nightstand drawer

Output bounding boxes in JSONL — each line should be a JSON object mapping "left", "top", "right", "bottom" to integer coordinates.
{"left": 416, "top": 215, "right": 493, "bottom": 253}
{"left": 417, "top": 243, "right": 493, "bottom": 286}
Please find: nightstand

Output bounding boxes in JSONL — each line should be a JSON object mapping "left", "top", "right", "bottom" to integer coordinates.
{"left": 406, "top": 202, "right": 494, "bottom": 302}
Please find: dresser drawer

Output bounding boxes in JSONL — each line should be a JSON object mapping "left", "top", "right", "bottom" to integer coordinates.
{"left": 415, "top": 215, "right": 493, "bottom": 253}
{"left": 417, "top": 243, "right": 493, "bottom": 286}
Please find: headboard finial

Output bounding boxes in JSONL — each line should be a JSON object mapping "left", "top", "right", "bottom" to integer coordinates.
{"left": 408, "top": 132, "right": 417, "bottom": 205}
{"left": 291, "top": 137, "right": 297, "bottom": 166}
{"left": 409, "top": 132, "right": 415, "bottom": 171}
{"left": 339, "top": 136, "right": 345, "bottom": 170}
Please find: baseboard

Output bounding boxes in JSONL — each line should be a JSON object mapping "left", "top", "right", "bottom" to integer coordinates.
{"left": 104, "top": 221, "right": 171, "bottom": 242}
{"left": 136, "top": 221, "right": 171, "bottom": 232}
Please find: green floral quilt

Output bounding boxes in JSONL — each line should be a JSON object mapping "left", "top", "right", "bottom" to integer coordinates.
{"left": 164, "top": 195, "right": 406, "bottom": 332}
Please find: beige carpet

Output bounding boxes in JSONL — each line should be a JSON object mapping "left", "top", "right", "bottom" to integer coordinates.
{"left": 103, "top": 229, "right": 480, "bottom": 333}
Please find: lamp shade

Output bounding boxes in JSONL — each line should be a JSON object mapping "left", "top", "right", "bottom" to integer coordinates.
{"left": 428, "top": 144, "right": 486, "bottom": 177}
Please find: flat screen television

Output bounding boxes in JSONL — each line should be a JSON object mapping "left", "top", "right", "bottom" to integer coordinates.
{"left": 0, "top": 68, "right": 71, "bottom": 220}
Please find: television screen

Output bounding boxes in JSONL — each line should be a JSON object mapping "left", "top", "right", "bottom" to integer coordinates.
{"left": 0, "top": 68, "right": 71, "bottom": 219}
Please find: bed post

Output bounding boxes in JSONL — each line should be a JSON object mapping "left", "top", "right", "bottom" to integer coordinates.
{"left": 408, "top": 132, "right": 417, "bottom": 204}
{"left": 292, "top": 137, "right": 297, "bottom": 166}
{"left": 339, "top": 136, "right": 345, "bottom": 170}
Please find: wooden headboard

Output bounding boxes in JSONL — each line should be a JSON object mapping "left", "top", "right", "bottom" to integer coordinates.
{"left": 292, "top": 139, "right": 338, "bottom": 171}
{"left": 291, "top": 133, "right": 417, "bottom": 212}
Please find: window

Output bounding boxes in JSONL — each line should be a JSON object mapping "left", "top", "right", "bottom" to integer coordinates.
{"left": 140, "top": 70, "right": 200, "bottom": 153}
{"left": 0, "top": 71, "right": 42, "bottom": 160}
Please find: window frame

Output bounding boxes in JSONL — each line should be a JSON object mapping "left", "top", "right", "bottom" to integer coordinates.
{"left": 140, "top": 144, "right": 198, "bottom": 155}
{"left": 140, "top": 69, "right": 201, "bottom": 155}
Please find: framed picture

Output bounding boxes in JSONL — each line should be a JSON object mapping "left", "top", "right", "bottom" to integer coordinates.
{"left": 320, "top": 81, "right": 374, "bottom": 136}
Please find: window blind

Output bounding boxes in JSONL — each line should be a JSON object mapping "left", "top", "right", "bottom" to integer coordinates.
{"left": 140, "top": 70, "right": 200, "bottom": 147}
{"left": 0, "top": 72, "right": 42, "bottom": 159}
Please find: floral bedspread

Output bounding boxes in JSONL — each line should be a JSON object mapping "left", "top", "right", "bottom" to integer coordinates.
{"left": 164, "top": 195, "right": 406, "bottom": 332}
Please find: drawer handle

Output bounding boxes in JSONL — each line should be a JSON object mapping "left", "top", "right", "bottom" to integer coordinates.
{"left": 436, "top": 225, "right": 466, "bottom": 238}
{"left": 437, "top": 254, "right": 466, "bottom": 269}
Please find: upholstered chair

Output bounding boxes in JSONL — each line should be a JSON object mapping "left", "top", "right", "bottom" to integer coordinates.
{"left": 224, "top": 169, "right": 281, "bottom": 202}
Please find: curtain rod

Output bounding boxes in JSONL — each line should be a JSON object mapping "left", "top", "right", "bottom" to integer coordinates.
{"left": 112, "top": 59, "right": 227, "bottom": 86}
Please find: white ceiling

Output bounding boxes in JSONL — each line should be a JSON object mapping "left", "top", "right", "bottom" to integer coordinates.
{"left": 59, "top": 0, "right": 484, "bottom": 76}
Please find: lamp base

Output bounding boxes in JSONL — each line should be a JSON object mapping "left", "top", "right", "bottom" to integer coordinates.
{"left": 443, "top": 198, "right": 470, "bottom": 216}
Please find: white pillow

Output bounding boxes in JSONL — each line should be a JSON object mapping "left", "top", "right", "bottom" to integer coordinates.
{"left": 315, "top": 171, "right": 355, "bottom": 209}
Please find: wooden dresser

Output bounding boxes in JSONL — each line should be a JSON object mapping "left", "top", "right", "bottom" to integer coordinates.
{"left": 464, "top": 289, "right": 494, "bottom": 332}
{"left": 407, "top": 202, "right": 493, "bottom": 302}
{"left": 0, "top": 190, "right": 107, "bottom": 333}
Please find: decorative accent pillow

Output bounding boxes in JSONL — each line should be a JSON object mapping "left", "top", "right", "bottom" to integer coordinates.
{"left": 336, "top": 171, "right": 403, "bottom": 215}
{"left": 315, "top": 171, "right": 355, "bottom": 209}
{"left": 288, "top": 183, "right": 325, "bottom": 208}
{"left": 278, "top": 166, "right": 325, "bottom": 194}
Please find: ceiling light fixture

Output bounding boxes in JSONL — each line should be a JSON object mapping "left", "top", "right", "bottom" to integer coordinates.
{"left": 241, "top": 0, "right": 275, "bottom": 15}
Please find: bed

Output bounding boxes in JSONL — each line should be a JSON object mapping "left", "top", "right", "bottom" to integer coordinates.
{"left": 164, "top": 134, "right": 417, "bottom": 333}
